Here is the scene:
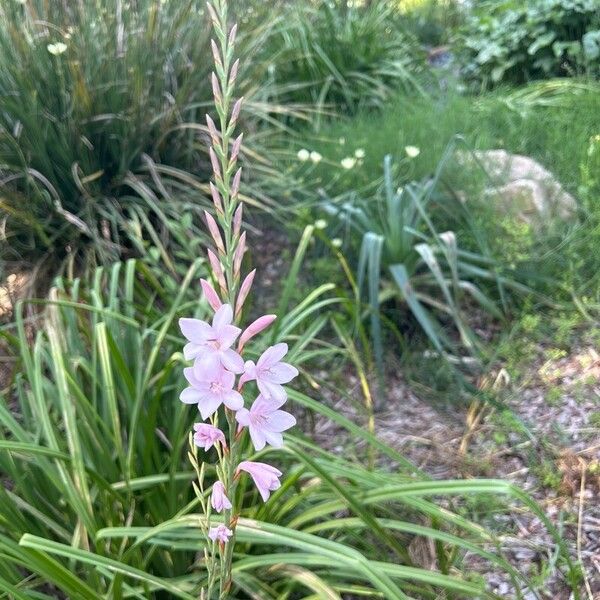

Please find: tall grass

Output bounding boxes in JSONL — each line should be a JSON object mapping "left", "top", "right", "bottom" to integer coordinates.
{"left": 0, "top": 256, "right": 581, "bottom": 598}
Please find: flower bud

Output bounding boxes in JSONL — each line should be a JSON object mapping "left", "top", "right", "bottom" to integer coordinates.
{"left": 200, "top": 278, "right": 223, "bottom": 312}
{"left": 205, "top": 114, "right": 219, "bottom": 145}
{"left": 233, "top": 231, "right": 246, "bottom": 278}
{"left": 204, "top": 210, "right": 225, "bottom": 255}
{"left": 207, "top": 249, "right": 227, "bottom": 294}
{"left": 235, "top": 269, "right": 255, "bottom": 317}
{"left": 231, "top": 168, "right": 242, "bottom": 198}
{"left": 233, "top": 203, "right": 243, "bottom": 239}
{"left": 211, "top": 72, "right": 222, "bottom": 105}
{"left": 230, "top": 133, "right": 243, "bottom": 165}
{"left": 209, "top": 182, "right": 223, "bottom": 215}
{"left": 238, "top": 314, "right": 276, "bottom": 351}
{"left": 230, "top": 97, "right": 243, "bottom": 128}
{"left": 209, "top": 147, "right": 221, "bottom": 179}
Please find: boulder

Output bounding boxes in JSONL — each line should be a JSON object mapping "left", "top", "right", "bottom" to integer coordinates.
{"left": 459, "top": 149, "right": 577, "bottom": 225}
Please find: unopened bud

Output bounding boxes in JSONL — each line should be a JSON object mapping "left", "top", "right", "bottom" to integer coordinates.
{"left": 204, "top": 210, "right": 225, "bottom": 255}
{"left": 200, "top": 278, "right": 223, "bottom": 312}
{"left": 235, "top": 269, "right": 255, "bottom": 317}
{"left": 230, "top": 133, "right": 243, "bottom": 164}
{"left": 211, "top": 72, "right": 222, "bottom": 105}
{"left": 228, "top": 24, "right": 237, "bottom": 47}
{"left": 238, "top": 314, "right": 277, "bottom": 351}
{"left": 233, "top": 231, "right": 246, "bottom": 277}
{"left": 229, "top": 58, "right": 239, "bottom": 86}
{"left": 205, "top": 114, "right": 219, "bottom": 144}
{"left": 207, "top": 249, "right": 227, "bottom": 294}
{"left": 230, "top": 97, "right": 243, "bottom": 128}
{"left": 231, "top": 168, "right": 242, "bottom": 198}
{"left": 209, "top": 182, "right": 223, "bottom": 215}
{"left": 209, "top": 147, "right": 221, "bottom": 179}
{"left": 233, "top": 203, "right": 243, "bottom": 239}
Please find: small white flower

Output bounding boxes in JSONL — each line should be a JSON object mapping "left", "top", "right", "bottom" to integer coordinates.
{"left": 297, "top": 149, "right": 310, "bottom": 162}
{"left": 314, "top": 219, "right": 327, "bottom": 230}
{"left": 405, "top": 146, "right": 420, "bottom": 158}
{"left": 47, "top": 42, "right": 68, "bottom": 55}
{"left": 338, "top": 137, "right": 346, "bottom": 145}
{"left": 340, "top": 157, "right": 357, "bottom": 170}
{"left": 396, "top": 186, "right": 404, "bottom": 196}
{"left": 354, "top": 148, "right": 365, "bottom": 159}
{"left": 309, "top": 151, "right": 322, "bottom": 164}
{"left": 331, "top": 238, "right": 342, "bottom": 248}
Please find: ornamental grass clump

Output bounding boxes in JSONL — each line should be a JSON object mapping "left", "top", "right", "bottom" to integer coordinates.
{"left": 178, "top": 2, "right": 297, "bottom": 596}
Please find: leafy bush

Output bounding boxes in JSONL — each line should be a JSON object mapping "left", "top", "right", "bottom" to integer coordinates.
{"left": 0, "top": 260, "right": 579, "bottom": 598}
{"left": 257, "top": 1, "right": 427, "bottom": 116}
{"left": 460, "top": 0, "right": 600, "bottom": 85}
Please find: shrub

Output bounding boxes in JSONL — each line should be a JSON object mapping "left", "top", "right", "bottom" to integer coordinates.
{"left": 460, "top": 0, "right": 600, "bottom": 86}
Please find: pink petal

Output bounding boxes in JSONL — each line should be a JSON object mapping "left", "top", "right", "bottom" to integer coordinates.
{"left": 257, "top": 379, "right": 287, "bottom": 403}
{"left": 180, "top": 387, "right": 202, "bottom": 404}
{"left": 266, "top": 362, "right": 299, "bottom": 384}
{"left": 183, "top": 342, "right": 203, "bottom": 361}
{"left": 249, "top": 426, "right": 267, "bottom": 451}
{"left": 221, "top": 348, "right": 245, "bottom": 374}
{"left": 179, "top": 318, "right": 211, "bottom": 344}
{"left": 252, "top": 394, "right": 286, "bottom": 413}
{"left": 218, "top": 324, "right": 242, "bottom": 349}
{"left": 222, "top": 389, "right": 244, "bottom": 411}
{"left": 263, "top": 430, "right": 284, "bottom": 448}
{"left": 235, "top": 407, "right": 251, "bottom": 426}
{"left": 235, "top": 269, "right": 255, "bottom": 317}
{"left": 194, "top": 356, "right": 225, "bottom": 383}
{"left": 257, "top": 343, "right": 288, "bottom": 368}
{"left": 212, "top": 304, "right": 233, "bottom": 333}
{"left": 265, "top": 410, "right": 296, "bottom": 432}
{"left": 198, "top": 396, "right": 222, "bottom": 420}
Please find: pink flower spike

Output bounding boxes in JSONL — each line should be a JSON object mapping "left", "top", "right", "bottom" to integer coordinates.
{"left": 208, "top": 524, "right": 233, "bottom": 543}
{"left": 181, "top": 362, "right": 243, "bottom": 419}
{"left": 238, "top": 314, "right": 276, "bottom": 352}
{"left": 236, "top": 394, "right": 296, "bottom": 451}
{"left": 238, "top": 343, "right": 298, "bottom": 402}
{"left": 211, "top": 481, "right": 232, "bottom": 513}
{"left": 204, "top": 210, "right": 225, "bottom": 255}
{"left": 237, "top": 461, "right": 282, "bottom": 502}
{"left": 200, "top": 278, "right": 223, "bottom": 312}
{"left": 234, "top": 269, "right": 255, "bottom": 318}
{"left": 179, "top": 304, "right": 244, "bottom": 372}
{"left": 193, "top": 423, "right": 226, "bottom": 451}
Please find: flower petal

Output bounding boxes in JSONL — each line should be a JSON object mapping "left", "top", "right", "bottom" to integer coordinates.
{"left": 266, "top": 362, "right": 298, "bottom": 384}
{"left": 180, "top": 387, "right": 202, "bottom": 404}
{"left": 257, "top": 343, "right": 288, "bottom": 368}
{"left": 263, "top": 429, "right": 284, "bottom": 448}
{"left": 265, "top": 410, "right": 296, "bottom": 432}
{"left": 221, "top": 348, "right": 245, "bottom": 373}
{"left": 249, "top": 426, "right": 267, "bottom": 451}
{"left": 222, "top": 389, "right": 244, "bottom": 411}
{"left": 198, "top": 395, "right": 222, "bottom": 420}
{"left": 257, "top": 379, "right": 287, "bottom": 403}
{"left": 235, "top": 407, "right": 251, "bottom": 426}
{"left": 219, "top": 324, "right": 242, "bottom": 348}
{"left": 179, "top": 318, "right": 211, "bottom": 344}
{"left": 212, "top": 304, "right": 233, "bottom": 333}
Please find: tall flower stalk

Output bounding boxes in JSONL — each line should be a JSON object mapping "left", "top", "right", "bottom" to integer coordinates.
{"left": 179, "top": 2, "right": 297, "bottom": 598}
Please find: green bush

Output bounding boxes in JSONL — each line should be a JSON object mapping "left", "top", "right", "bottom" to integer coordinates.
{"left": 460, "top": 0, "right": 600, "bottom": 86}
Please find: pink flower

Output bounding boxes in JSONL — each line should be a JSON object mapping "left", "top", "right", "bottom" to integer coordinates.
{"left": 193, "top": 423, "right": 226, "bottom": 451}
{"left": 211, "top": 481, "right": 232, "bottom": 513}
{"left": 236, "top": 395, "right": 296, "bottom": 451}
{"left": 239, "top": 343, "right": 298, "bottom": 402}
{"left": 179, "top": 304, "right": 244, "bottom": 373}
{"left": 208, "top": 524, "right": 233, "bottom": 543}
{"left": 237, "top": 461, "right": 282, "bottom": 502}
{"left": 180, "top": 363, "right": 243, "bottom": 420}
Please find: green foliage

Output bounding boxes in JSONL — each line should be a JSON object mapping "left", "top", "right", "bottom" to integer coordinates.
{"left": 257, "top": 1, "right": 427, "bottom": 116}
{"left": 0, "top": 258, "right": 579, "bottom": 597}
{"left": 460, "top": 0, "right": 600, "bottom": 85}
{"left": 322, "top": 150, "right": 515, "bottom": 370}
